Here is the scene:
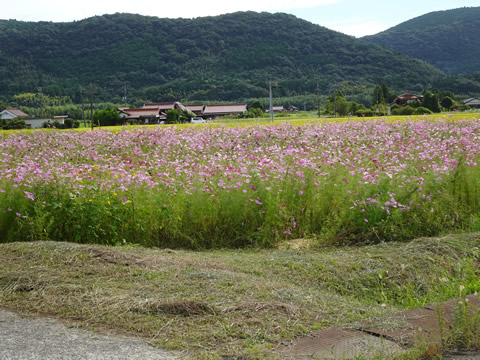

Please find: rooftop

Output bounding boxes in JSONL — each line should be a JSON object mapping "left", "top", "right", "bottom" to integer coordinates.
{"left": 204, "top": 104, "right": 247, "bottom": 114}
{"left": 3, "top": 108, "right": 29, "bottom": 118}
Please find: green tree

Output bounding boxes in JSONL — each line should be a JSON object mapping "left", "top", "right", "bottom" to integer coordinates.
{"left": 372, "top": 85, "right": 385, "bottom": 108}
{"left": 422, "top": 90, "right": 440, "bottom": 113}
{"left": 166, "top": 109, "right": 181, "bottom": 123}
{"left": 440, "top": 96, "right": 456, "bottom": 110}
{"left": 325, "top": 91, "right": 348, "bottom": 117}
{"left": 248, "top": 100, "right": 265, "bottom": 112}
{"left": 93, "top": 107, "right": 121, "bottom": 126}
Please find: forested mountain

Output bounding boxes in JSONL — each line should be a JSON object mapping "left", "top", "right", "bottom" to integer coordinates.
{"left": 363, "top": 7, "right": 480, "bottom": 75}
{"left": 0, "top": 12, "right": 445, "bottom": 103}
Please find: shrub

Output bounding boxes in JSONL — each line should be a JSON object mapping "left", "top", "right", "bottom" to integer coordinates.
{"left": 392, "top": 105, "right": 415, "bottom": 115}
{"left": 0, "top": 117, "right": 27, "bottom": 129}
{"left": 355, "top": 109, "right": 374, "bottom": 117}
{"left": 414, "top": 107, "right": 433, "bottom": 115}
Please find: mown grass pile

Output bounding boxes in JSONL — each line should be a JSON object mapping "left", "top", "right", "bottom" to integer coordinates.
{"left": 0, "top": 234, "right": 479, "bottom": 359}
{"left": 1, "top": 117, "right": 480, "bottom": 247}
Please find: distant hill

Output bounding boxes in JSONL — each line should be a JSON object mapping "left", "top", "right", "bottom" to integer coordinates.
{"left": 0, "top": 12, "right": 444, "bottom": 102}
{"left": 363, "top": 7, "right": 480, "bottom": 75}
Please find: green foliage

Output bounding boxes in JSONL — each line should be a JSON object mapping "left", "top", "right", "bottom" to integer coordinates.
{"left": 440, "top": 96, "right": 456, "bottom": 110}
{"left": 166, "top": 109, "right": 191, "bottom": 124}
{"left": 0, "top": 12, "right": 447, "bottom": 102}
{"left": 392, "top": 105, "right": 415, "bottom": 115}
{"left": 63, "top": 118, "right": 79, "bottom": 129}
{"left": 166, "top": 109, "right": 180, "bottom": 123}
{"left": 355, "top": 109, "right": 374, "bottom": 117}
{"left": 0, "top": 117, "right": 27, "bottom": 129}
{"left": 93, "top": 107, "right": 121, "bottom": 126}
{"left": 414, "top": 106, "right": 433, "bottom": 115}
{"left": 240, "top": 107, "right": 266, "bottom": 118}
{"left": 11, "top": 93, "right": 71, "bottom": 108}
{"left": 248, "top": 100, "right": 264, "bottom": 112}
{"left": 324, "top": 92, "right": 369, "bottom": 116}
{"left": 364, "top": 7, "right": 480, "bottom": 75}
{"left": 372, "top": 85, "right": 385, "bottom": 106}
{"left": 422, "top": 90, "right": 441, "bottom": 113}
{"left": 434, "top": 73, "right": 480, "bottom": 95}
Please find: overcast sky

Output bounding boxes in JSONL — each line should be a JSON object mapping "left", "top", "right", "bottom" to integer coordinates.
{"left": 1, "top": 0, "right": 478, "bottom": 37}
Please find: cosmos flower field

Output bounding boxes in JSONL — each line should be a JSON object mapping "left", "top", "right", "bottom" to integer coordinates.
{"left": 1, "top": 118, "right": 480, "bottom": 248}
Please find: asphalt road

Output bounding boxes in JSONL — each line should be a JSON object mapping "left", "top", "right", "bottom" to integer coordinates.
{"left": 0, "top": 310, "right": 178, "bottom": 360}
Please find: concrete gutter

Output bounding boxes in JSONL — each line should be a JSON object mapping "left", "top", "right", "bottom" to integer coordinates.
{"left": 279, "top": 294, "right": 480, "bottom": 359}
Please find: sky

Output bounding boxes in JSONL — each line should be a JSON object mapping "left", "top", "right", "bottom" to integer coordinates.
{"left": 1, "top": 0, "right": 478, "bottom": 37}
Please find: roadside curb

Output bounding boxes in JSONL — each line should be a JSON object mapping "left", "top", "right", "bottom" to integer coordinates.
{"left": 279, "top": 294, "right": 480, "bottom": 359}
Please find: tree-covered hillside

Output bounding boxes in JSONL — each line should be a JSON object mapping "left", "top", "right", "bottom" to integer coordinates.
{"left": 363, "top": 7, "right": 480, "bottom": 75}
{"left": 0, "top": 12, "right": 445, "bottom": 102}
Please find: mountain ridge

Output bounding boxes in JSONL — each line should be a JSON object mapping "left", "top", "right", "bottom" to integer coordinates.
{"left": 0, "top": 11, "right": 452, "bottom": 102}
{"left": 363, "top": 7, "right": 480, "bottom": 75}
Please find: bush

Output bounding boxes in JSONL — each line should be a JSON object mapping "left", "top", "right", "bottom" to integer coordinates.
{"left": 355, "top": 109, "right": 374, "bottom": 117}
{"left": 241, "top": 108, "right": 266, "bottom": 118}
{"left": 64, "top": 118, "right": 74, "bottom": 128}
{"left": 392, "top": 105, "right": 415, "bottom": 115}
{"left": 94, "top": 107, "right": 121, "bottom": 126}
{"left": 414, "top": 107, "right": 433, "bottom": 115}
{"left": 0, "top": 117, "right": 27, "bottom": 129}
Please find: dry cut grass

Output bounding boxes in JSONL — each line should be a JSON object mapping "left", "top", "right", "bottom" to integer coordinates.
{"left": 1, "top": 233, "right": 480, "bottom": 359}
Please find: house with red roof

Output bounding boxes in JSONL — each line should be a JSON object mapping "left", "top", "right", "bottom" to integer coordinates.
{"left": 0, "top": 108, "right": 29, "bottom": 119}
{"left": 118, "top": 102, "right": 191, "bottom": 124}
{"left": 119, "top": 102, "right": 248, "bottom": 124}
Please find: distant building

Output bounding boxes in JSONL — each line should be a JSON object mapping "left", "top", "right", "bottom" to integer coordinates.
{"left": 464, "top": 98, "right": 480, "bottom": 109}
{"left": 187, "top": 104, "right": 248, "bottom": 119}
{"left": 119, "top": 102, "right": 248, "bottom": 123}
{"left": 186, "top": 104, "right": 206, "bottom": 116}
{"left": 0, "top": 108, "right": 68, "bottom": 129}
{"left": 118, "top": 102, "right": 190, "bottom": 124}
{"left": 24, "top": 116, "right": 68, "bottom": 129}
{"left": 387, "top": 93, "right": 424, "bottom": 115}
{"left": 0, "top": 108, "right": 29, "bottom": 119}
{"left": 266, "top": 106, "right": 285, "bottom": 113}
{"left": 389, "top": 93, "right": 423, "bottom": 107}
{"left": 202, "top": 104, "right": 247, "bottom": 119}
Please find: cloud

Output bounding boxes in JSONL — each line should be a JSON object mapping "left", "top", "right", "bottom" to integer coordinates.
{"left": 318, "top": 17, "right": 389, "bottom": 37}
{"left": 1, "top": 0, "right": 339, "bottom": 22}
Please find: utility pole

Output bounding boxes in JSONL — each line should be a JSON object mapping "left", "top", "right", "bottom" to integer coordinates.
{"left": 334, "top": 92, "right": 337, "bottom": 118}
{"left": 89, "top": 82, "right": 94, "bottom": 130}
{"left": 37, "top": 87, "right": 43, "bottom": 117}
{"left": 80, "top": 87, "right": 86, "bottom": 128}
{"left": 269, "top": 81, "right": 273, "bottom": 122}
{"left": 123, "top": 84, "right": 127, "bottom": 107}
